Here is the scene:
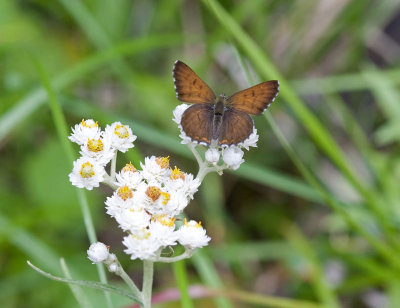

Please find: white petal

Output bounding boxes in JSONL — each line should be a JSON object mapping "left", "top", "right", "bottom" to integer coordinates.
{"left": 172, "top": 104, "right": 190, "bottom": 124}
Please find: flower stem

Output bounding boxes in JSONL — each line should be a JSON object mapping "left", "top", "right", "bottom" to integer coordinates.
{"left": 110, "top": 152, "right": 117, "bottom": 179}
{"left": 142, "top": 260, "right": 154, "bottom": 308}
{"left": 116, "top": 263, "right": 142, "bottom": 301}
{"left": 151, "top": 249, "right": 193, "bottom": 263}
{"left": 196, "top": 164, "right": 210, "bottom": 182}
{"left": 188, "top": 144, "right": 203, "bottom": 166}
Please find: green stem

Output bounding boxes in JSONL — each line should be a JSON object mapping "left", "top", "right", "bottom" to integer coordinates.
{"left": 151, "top": 249, "right": 193, "bottom": 263}
{"left": 110, "top": 152, "right": 117, "bottom": 179}
{"left": 142, "top": 260, "right": 154, "bottom": 308}
{"left": 117, "top": 263, "right": 142, "bottom": 301}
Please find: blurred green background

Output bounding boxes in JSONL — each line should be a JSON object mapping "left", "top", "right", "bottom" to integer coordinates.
{"left": 2, "top": 0, "right": 400, "bottom": 307}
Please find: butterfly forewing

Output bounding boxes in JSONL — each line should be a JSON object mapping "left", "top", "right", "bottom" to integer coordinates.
{"left": 173, "top": 61, "right": 216, "bottom": 104}
{"left": 181, "top": 104, "right": 214, "bottom": 145}
{"left": 218, "top": 108, "right": 254, "bottom": 145}
{"left": 227, "top": 80, "right": 279, "bottom": 115}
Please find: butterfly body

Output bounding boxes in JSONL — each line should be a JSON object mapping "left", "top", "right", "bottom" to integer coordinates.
{"left": 173, "top": 60, "right": 279, "bottom": 146}
{"left": 212, "top": 95, "right": 226, "bottom": 140}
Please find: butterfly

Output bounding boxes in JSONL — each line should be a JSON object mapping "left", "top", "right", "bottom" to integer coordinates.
{"left": 173, "top": 60, "right": 279, "bottom": 146}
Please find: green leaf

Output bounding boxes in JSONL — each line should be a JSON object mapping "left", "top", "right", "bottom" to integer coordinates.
{"left": 27, "top": 261, "right": 142, "bottom": 305}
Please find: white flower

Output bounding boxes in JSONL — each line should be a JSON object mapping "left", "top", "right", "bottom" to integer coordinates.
{"left": 130, "top": 181, "right": 149, "bottom": 206}
{"left": 69, "top": 119, "right": 101, "bottom": 146}
{"left": 205, "top": 147, "right": 220, "bottom": 165}
{"left": 115, "top": 208, "right": 151, "bottom": 232}
{"left": 122, "top": 230, "right": 161, "bottom": 260}
{"left": 104, "top": 122, "right": 137, "bottom": 153}
{"left": 105, "top": 185, "right": 137, "bottom": 218}
{"left": 87, "top": 242, "right": 109, "bottom": 264}
{"left": 149, "top": 218, "right": 178, "bottom": 247}
{"left": 140, "top": 156, "right": 171, "bottom": 183}
{"left": 69, "top": 157, "right": 105, "bottom": 190}
{"left": 222, "top": 146, "right": 244, "bottom": 170}
{"left": 105, "top": 193, "right": 130, "bottom": 218}
{"left": 115, "top": 163, "right": 143, "bottom": 189}
{"left": 238, "top": 127, "right": 258, "bottom": 150}
{"left": 172, "top": 104, "right": 190, "bottom": 124}
{"left": 80, "top": 133, "right": 115, "bottom": 166}
{"left": 165, "top": 167, "right": 200, "bottom": 200}
{"left": 177, "top": 219, "right": 210, "bottom": 249}
{"left": 142, "top": 184, "right": 171, "bottom": 215}
{"left": 163, "top": 192, "right": 189, "bottom": 217}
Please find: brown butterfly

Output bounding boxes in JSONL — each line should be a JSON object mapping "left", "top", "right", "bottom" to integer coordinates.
{"left": 173, "top": 60, "right": 279, "bottom": 146}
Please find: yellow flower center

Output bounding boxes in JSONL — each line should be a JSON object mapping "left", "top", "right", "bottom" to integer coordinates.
{"left": 81, "top": 119, "right": 98, "bottom": 128}
{"left": 161, "top": 192, "right": 170, "bottom": 205}
{"left": 170, "top": 166, "right": 185, "bottom": 180}
{"left": 146, "top": 186, "right": 161, "bottom": 202}
{"left": 184, "top": 218, "right": 202, "bottom": 228}
{"left": 80, "top": 162, "right": 95, "bottom": 178}
{"left": 117, "top": 185, "right": 133, "bottom": 201}
{"left": 114, "top": 124, "right": 129, "bottom": 139}
{"left": 155, "top": 156, "right": 170, "bottom": 169}
{"left": 152, "top": 214, "right": 175, "bottom": 227}
{"left": 122, "top": 162, "right": 137, "bottom": 173}
{"left": 87, "top": 138, "right": 104, "bottom": 152}
{"left": 132, "top": 229, "right": 151, "bottom": 240}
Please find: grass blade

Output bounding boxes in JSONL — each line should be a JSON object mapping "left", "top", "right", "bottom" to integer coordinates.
{"left": 35, "top": 59, "right": 112, "bottom": 307}
{"left": 192, "top": 251, "right": 233, "bottom": 308}
{"left": 173, "top": 259, "right": 194, "bottom": 308}
{"left": 60, "top": 258, "right": 92, "bottom": 308}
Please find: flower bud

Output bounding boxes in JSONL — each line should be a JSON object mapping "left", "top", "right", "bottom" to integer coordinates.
{"left": 87, "top": 242, "right": 109, "bottom": 264}
{"left": 222, "top": 147, "right": 244, "bottom": 170}
{"left": 108, "top": 263, "right": 118, "bottom": 273}
{"left": 205, "top": 147, "right": 220, "bottom": 165}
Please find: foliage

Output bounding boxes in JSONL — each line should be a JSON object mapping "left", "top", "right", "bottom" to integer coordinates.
{"left": 1, "top": 0, "right": 400, "bottom": 307}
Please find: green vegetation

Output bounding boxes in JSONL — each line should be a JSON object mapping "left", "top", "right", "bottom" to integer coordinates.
{"left": 1, "top": 0, "right": 400, "bottom": 307}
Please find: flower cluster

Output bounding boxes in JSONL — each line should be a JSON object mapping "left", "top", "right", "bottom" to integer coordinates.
{"left": 69, "top": 119, "right": 136, "bottom": 190}
{"left": 106, "top": 157, "right": 209, "bottom": 260}
{"left": 173, "top": 104, "right": 258, "bottom": 170}
{"left": 68, "top": 119, "right": 210, "bottom": 262}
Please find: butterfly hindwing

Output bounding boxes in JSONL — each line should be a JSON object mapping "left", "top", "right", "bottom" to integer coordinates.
{"left": 181, "top": 104, "right": 214, "bottom": 145}
{"left": 226, "top": 80, "right": 279, "bottom": 115}
{"left": 173, "top": 60, "right": 216, "bottom": 104}
{"left": 218, "top": 108, "right": 254, "bottom": 145}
